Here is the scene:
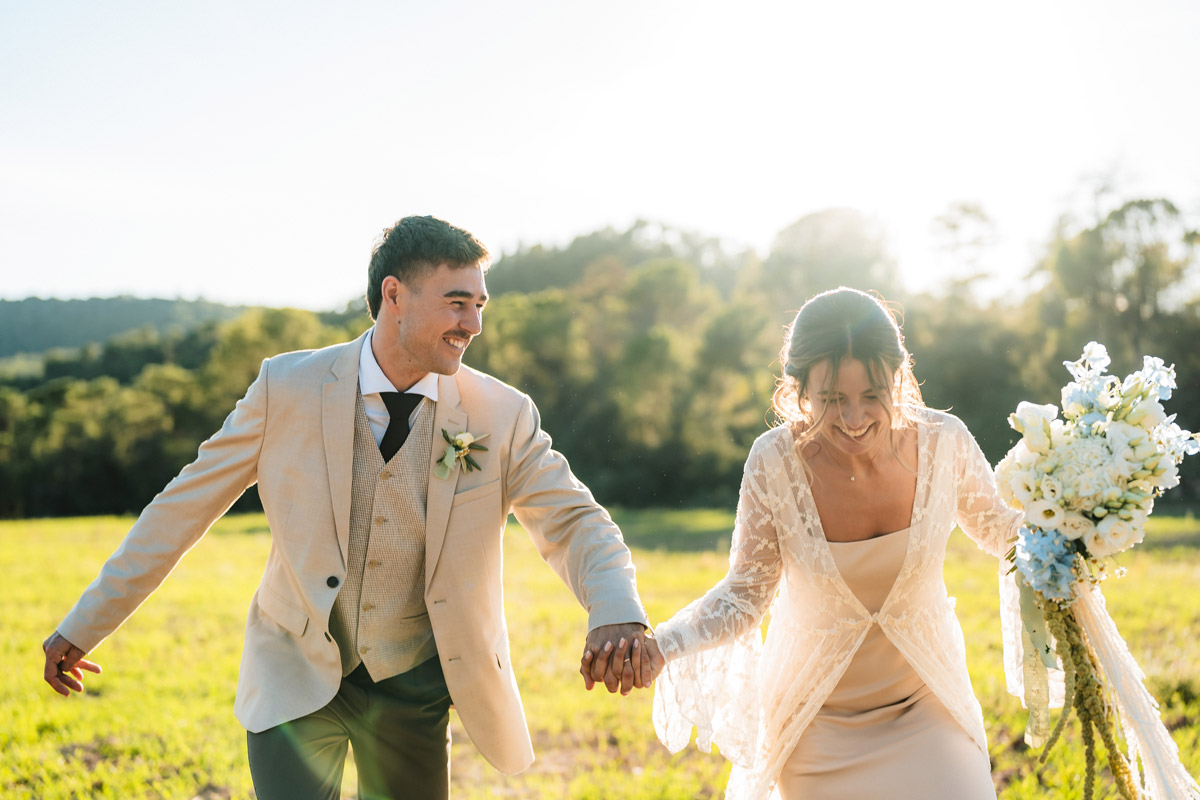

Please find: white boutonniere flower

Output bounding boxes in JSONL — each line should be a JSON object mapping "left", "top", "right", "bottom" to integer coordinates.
{"left": 435, "top": 429, "right": 489, "bottom": 479}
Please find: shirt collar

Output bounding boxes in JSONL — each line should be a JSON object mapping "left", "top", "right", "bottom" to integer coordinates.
{"left": 358, "top": 327, "right": 440, "bottom": 402}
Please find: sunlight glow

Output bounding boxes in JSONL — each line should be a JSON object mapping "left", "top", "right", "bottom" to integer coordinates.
{"left": 2, "top": 0, "right": 1197, "bottom": 308}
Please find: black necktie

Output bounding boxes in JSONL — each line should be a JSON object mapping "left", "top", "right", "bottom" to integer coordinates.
{"left": 379, "top": 392, "right": 422, "bottom": 462}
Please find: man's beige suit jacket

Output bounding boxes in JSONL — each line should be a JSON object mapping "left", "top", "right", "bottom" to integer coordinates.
{"left": 57, "top": 331, "right": 648, "bottom": 774}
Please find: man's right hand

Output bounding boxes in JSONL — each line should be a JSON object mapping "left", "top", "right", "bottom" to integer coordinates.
{"left": 42, "top": 631, "right": 101, "bottom": 697}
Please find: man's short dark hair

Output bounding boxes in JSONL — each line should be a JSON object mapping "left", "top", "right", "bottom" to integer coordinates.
{"left": 366, "top": 215, "right": 490, "bottom": 319}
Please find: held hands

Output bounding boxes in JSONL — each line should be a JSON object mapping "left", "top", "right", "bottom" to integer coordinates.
{"left": 42, "top": 631, "right": 102, "bottom": 697}
{"left": 578, "top": 623, "right": 666, "bottom": 695}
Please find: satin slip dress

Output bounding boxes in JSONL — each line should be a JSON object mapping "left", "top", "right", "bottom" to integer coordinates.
{"left": 776, "top": 527, "right": 997, "bottom": 800}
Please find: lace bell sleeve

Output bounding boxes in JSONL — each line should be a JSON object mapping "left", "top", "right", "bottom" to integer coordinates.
{"left": 950, "top": 414, "right": 1065, "bottom": 711}
{"left": 952, "top": 414, "right": 1023, "bottom": 558}
{"left": 652, "top": 441, "right": 783, "bottom": 762}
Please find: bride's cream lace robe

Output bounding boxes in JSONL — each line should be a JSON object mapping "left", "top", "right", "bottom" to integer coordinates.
{"left": 652, "top": 408, "right": 1024, "bottom": 799}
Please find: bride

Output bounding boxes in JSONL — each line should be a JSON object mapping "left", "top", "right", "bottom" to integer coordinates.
{"left": 597, "top": 287, "right": 1024, "bottom": 799}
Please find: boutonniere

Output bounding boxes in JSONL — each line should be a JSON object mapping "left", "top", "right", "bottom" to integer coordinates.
{"left": 435, "top": 429, "right": 489, "bottom": 479}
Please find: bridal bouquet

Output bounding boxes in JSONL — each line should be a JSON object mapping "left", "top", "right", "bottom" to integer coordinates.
{"left": 995, "top": 342, "right": 1200, "bottom": 799}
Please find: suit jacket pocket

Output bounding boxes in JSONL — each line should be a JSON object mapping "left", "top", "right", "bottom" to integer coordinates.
{"left": 257, "top": 580, "right": 310, "bottom": 637}
{"left": 452, "top": 478, "right": 501, "bottom": 506}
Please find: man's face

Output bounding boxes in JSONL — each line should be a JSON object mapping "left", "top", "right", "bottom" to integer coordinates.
{"left": 387, "top": 262, "right": 488, "bottom": 382}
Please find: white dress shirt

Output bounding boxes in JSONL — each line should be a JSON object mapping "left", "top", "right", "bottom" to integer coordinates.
{"left": 358, "top": 327, "right": 439, "bottom": 446}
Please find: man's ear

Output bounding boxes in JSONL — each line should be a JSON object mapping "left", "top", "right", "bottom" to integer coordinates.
{"left": 381, "top": 275, "right": 409, "bottom": 317}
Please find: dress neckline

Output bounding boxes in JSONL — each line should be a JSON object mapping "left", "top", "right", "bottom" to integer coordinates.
{"left": 790, "top": 419, "right": 930, "bottom": 618}
{"left": 825, "top": 526, "right": 912, "bottom": 547}
{"left": 793, "top": 423, "right": 923, "bottom": 545}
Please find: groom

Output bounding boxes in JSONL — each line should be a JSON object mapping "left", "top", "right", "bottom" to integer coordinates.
{"left": 42, "top": 215, "right": 652, "bottom": 799}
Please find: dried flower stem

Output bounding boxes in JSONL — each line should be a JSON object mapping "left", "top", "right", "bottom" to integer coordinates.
{"left": 1039, "top": 598, "right": 1138, "bottom": 800}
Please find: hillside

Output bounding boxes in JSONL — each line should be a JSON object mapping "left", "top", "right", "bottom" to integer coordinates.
{"left": 0, "top": 296, "right": 249, "bottom": 358}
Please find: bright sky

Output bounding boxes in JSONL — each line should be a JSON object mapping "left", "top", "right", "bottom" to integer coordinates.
{"left": 3, "top": 0, "right": 1198, "bottom": 310}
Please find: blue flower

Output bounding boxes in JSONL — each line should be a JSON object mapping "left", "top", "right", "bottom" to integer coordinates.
{"left": 1015, "top": 527, "right": 1077, "bottom": 602}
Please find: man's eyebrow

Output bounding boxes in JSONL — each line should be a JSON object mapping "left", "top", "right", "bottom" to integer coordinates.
{"left": 444, "top": 289, "right": 489, "bottom": 303}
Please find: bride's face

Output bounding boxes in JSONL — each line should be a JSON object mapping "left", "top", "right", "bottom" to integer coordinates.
{"left": 807, "top": 358, "right": 891, "bottom": 457}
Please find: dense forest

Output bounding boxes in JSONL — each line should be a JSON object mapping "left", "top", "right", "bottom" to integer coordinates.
{"left": 2, "top": 200, "right": 1198, "bottom": 518}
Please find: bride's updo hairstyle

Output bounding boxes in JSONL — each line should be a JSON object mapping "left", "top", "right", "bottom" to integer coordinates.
{"left": 772, "top": 287, "right": 924, "bottom": 451}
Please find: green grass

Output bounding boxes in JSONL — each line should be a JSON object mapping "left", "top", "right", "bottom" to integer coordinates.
{"left": 3, "top": 511, "right": 1199, "bottom": 798}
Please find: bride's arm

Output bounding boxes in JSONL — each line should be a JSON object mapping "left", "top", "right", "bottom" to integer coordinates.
{"left": 951, "top": 415, "right": 1023, "bottom": 557}
{"left": 654, "top": 442, "right": 784, "bottom": 663}
{"left": 947, "top": 415, "right": 1063, "bottom": 707}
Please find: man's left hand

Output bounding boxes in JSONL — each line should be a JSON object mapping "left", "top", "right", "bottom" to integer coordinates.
{"left": 579, "top": 623, "right": 650, "bottom": 695}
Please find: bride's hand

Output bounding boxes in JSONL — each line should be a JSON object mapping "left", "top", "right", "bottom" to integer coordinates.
{"left": 642, "top": 633, "right": 666, "bottom": 681}
{"left": 578, "top": 630, "right": 666, "bottom": 693}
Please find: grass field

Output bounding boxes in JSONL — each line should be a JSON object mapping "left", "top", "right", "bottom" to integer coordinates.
{"left": 3, "top": 510, "right": 1199, "bottom": 799}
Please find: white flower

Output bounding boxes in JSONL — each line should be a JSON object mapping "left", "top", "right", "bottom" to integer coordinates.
{"left": 1040, "top": 475, "right": 1063, "bottom": 502}
{"left": 1064, "top": 343, "right": 1110, "bottom": 382}
{"left": 1156, "top": 460, "right": 1180, "bottom": 490}
{"left": 1127, "top": 397, "right": 1167, "bottom": 429}
{"left": 1024, "top": 424, "right": 1052, "bottom": 455}
{"left": 1049, "top": 419, "right": 1069, "bottom": 449}
{"left": 1012, "top": 439, "right": 1039, "bottom": 469}
{"left": 1083, "top": 341, "right": 1111, "bottom": 371}
{"left": 1105, "top": 420, "right": 1146, "bottom": 452}
{"left": 1055, "top": 436, "right": 1119, "bottom": 503}
{"left": 435, "top": 429, "right": 489, "bottom": 479}
{"left": 1025, "top": 499, "right": 1065, "bottom": 531}
{"left": 1009, "top": 470, "right": 1039, "bottom": 507}
{"left": 1085, "top": 515, "right": 1144, "bottom": 558}
{"left": 1013, "top": 401, "right": 1058, "bottom": 432}
{"left": 1060, "top": 512, "right": 1094, "bottom": 541}
{"left": 1061, "top": 382, "right": 1098, "bottom": 419}
{"left": 1127, "top": 508, "right": 1148, "bottom": 530}
{"left": 1140, "top": 356, "right": 1176, "bottom": 400}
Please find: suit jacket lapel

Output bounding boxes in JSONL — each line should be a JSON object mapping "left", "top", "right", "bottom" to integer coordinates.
{"left": 426, "top": 372, "right": 466, "bottom": 585}
{"left": 323, "top": 331, "right": 368, "bottom": 569}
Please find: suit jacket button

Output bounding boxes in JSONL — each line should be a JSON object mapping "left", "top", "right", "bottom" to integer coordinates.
{"left": 327, "top": 576, "right": 339, "bottom": 588}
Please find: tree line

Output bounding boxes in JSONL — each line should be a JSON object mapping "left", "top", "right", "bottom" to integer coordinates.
{"left": 2, "top": 201, "right": 1197, "bottom": 518}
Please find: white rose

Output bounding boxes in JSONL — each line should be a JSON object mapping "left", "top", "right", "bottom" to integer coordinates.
{"left": 1085, "top": 515, "right": 1144, "bottom": 557}
{"left": 455, "top": 432, "right": 475, "bottom": 447}
{"left": 1040, "top": 475, "right": 1063, "bottom": 502}
{"left": 1025, "top": 499, "right": 1065, "bottom": 531}
{"left": 1059, "top": 512, "right": 1094, "bottom": 541}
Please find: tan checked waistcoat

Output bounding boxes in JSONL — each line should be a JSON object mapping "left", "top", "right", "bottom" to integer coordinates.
{"left": 329, "top": 391, "right": 436, "bottom": 680}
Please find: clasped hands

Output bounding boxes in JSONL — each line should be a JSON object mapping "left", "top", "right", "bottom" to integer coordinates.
{"left": 45, "top": 623, "right": 666, "bottom": 699}
{"left": 579, "top": 622, "right": 665, "bottom": 695}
